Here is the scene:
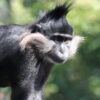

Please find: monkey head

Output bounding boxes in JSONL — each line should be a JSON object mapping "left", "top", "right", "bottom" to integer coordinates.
{"left": 24, "top": 4, "right": 84, "bottom": 63}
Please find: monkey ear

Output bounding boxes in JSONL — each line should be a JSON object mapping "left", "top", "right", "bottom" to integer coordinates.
{"left": 27, "top": 24, "right": 42, "bottom": 33}
{"left": 39, "top": 3, "right": 72, "bottom": 21}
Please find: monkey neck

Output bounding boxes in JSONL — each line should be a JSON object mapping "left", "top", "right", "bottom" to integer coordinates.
{"left": 34, "top": 59, "right": 53, "bottom": 91}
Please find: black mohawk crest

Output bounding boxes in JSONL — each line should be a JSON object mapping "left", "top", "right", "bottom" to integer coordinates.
{"left": 46, "top": 3, "right": 72, "bottom": 20}
{"left": 37, "top": 3, "right": 72, "bottom": 23}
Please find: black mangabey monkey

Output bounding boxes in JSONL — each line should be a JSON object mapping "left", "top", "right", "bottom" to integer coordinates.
{"left": 0, "top": 4, "right": 83, "bottom": 100}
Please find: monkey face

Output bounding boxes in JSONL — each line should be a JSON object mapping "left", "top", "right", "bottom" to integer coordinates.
{"left": 47, "top": 33, "right": 84, "bottom": 64}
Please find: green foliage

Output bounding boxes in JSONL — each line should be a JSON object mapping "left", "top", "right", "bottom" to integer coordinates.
{"left": 0, "top": 0, "right": 100, "bottom": 100}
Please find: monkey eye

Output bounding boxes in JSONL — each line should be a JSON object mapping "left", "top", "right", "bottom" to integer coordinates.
{"left": 64, "top": 39, "right": 71, "bottom": 42}
{"left": 50, "top": 33, "right": 73, "bottom": 42}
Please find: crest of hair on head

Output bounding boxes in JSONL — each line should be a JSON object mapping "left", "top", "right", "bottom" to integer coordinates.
{"left": 38, "top": 2, "right": 72, "bottom": 22}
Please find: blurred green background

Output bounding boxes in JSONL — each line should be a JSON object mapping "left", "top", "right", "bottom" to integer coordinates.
{"left": 0, "top": 0, "right": 100, "bottom": 100}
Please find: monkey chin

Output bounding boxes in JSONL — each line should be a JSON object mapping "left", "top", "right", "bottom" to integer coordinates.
{"left": 46, "top": 57, "right": 68, "bottom": 64}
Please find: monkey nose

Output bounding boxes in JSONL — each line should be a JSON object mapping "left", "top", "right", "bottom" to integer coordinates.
{"left": 60, "top": 48, "right": 64, "bottom": 53}
{"left": 60, "top": 43, "right": 66, "bottom": 53}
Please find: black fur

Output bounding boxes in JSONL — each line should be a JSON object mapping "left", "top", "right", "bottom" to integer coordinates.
{"left": 28, "top": 4, "right": 73, "bottom": 36}
{"left": 0, "top": 4, "right": 73, "bottom": 100}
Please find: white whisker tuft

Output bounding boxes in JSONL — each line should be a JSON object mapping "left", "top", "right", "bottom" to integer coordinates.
{"left": 69, "top": 35, "right": 84, "bottom": 58}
